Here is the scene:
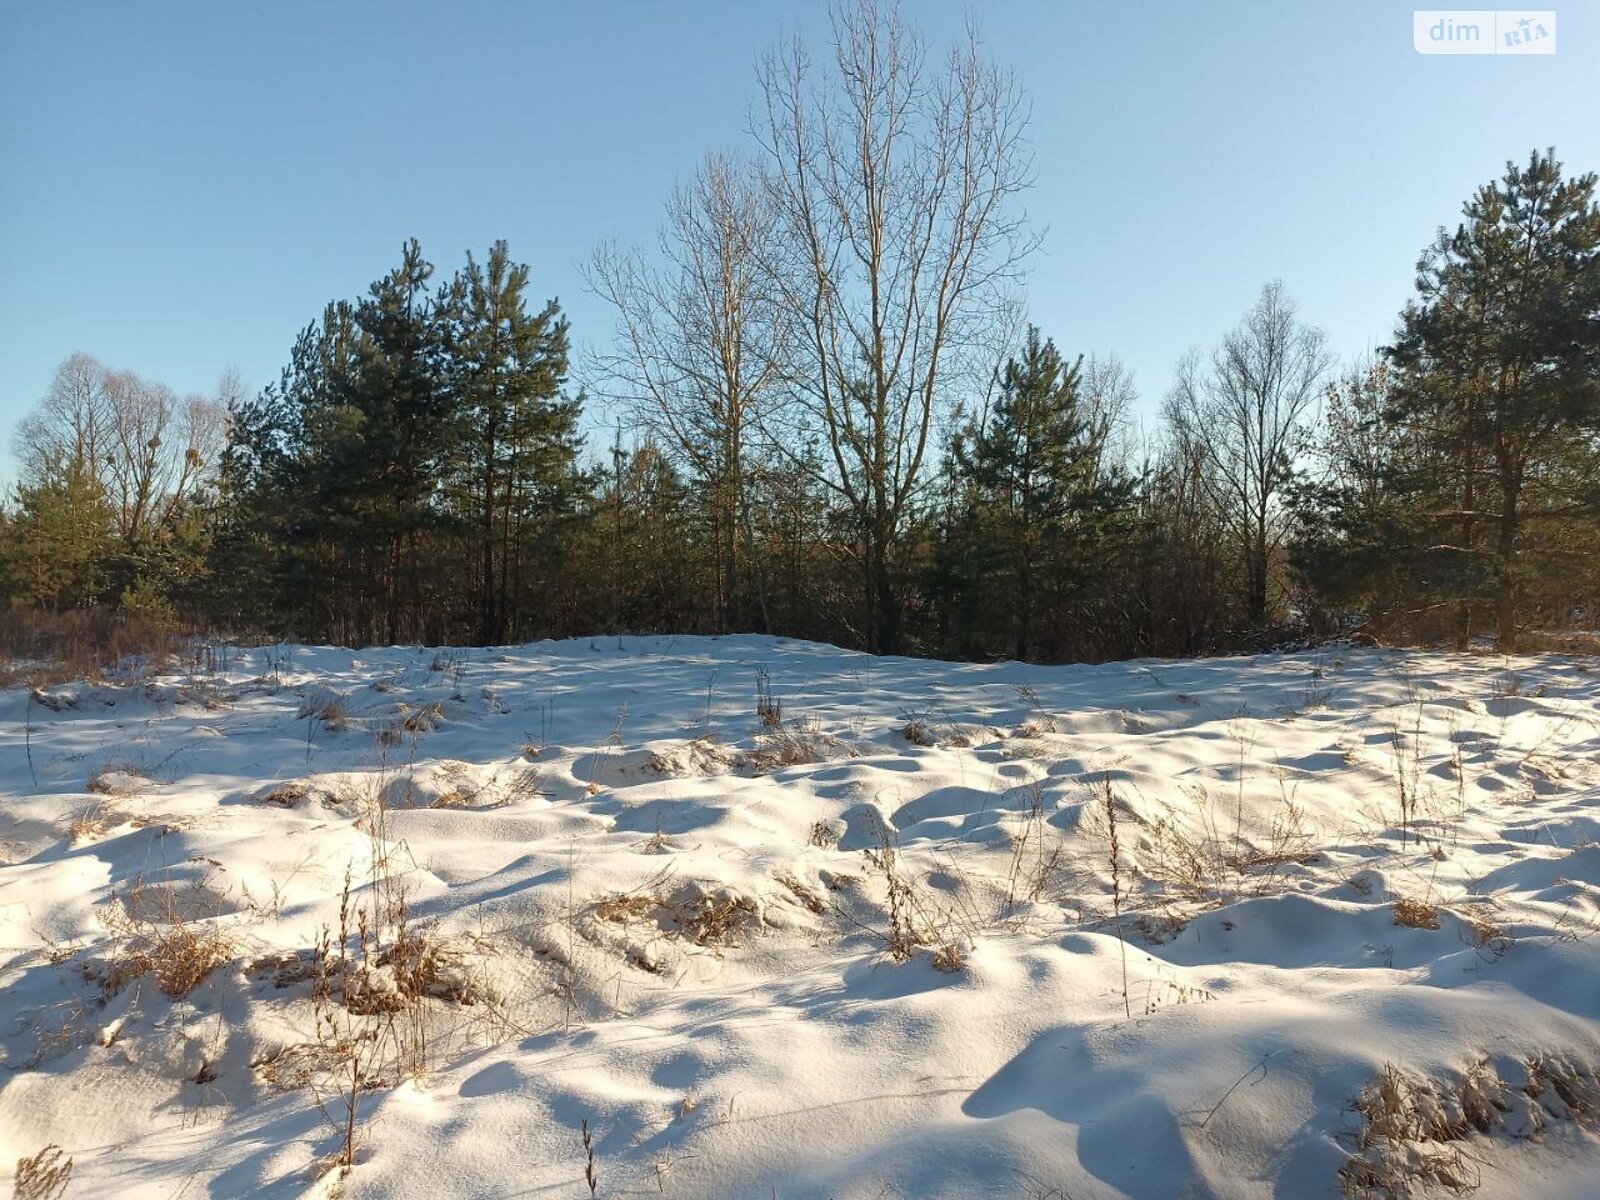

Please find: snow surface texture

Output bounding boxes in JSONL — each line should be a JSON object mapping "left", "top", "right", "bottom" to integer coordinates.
{"left": 3, "top": 636, "right": 1600, "bottom": 1199}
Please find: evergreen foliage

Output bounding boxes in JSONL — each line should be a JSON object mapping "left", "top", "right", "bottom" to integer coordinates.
{"left": 0, "top": 1, "right": 1594, "bottom": 666}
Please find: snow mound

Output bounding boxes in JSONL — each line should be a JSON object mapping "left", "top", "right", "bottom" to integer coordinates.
{"left": 3, "top": 637, "right": 1600, "bottom": 1198}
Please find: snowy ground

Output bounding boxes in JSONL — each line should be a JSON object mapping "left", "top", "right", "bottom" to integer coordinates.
{"left": 3, "top": 636, "right": 1600, "bottom": 1199}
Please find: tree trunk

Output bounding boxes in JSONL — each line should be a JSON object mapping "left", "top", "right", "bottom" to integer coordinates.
{"left": 1494, "top": 454, "right": 1522, "bottom": 653}
{"left": 478, "top": 418, "right": 497, "bottom": 646}
{"left": 866, "top": 522, "right": 900, "bottom": 656}
{"left": 713, "top": 498, "right": 732, "bottom": 635}
{"left": 1247, "top": 513, "right": 1269, "bottom": 625}
{"left": 1015, "top": 547, "right": 1033, "bottom": 662}
{"left": 723, "top": 460, "right": 742, "bottom": 633}
{"left": 1456, "top": 444, "right": 1476, "bottom": 651}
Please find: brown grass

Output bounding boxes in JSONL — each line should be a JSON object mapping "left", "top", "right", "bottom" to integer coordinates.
{"left": 1521, "top": 630, "right": 1600, "bottom": 655}
{"left": 1393, "top": 897, "right": 1440, "bottom": 930}
{"left": 861, "top": 820, "right": 967, "bottom": 971}
{"left": 808, "top": 820, "right": 841, "bottom": 849}
{"left": 98, "top": 878, "right": 236, "bottom": 998}
{"left": 593, "top": 893, "right": 657, "bottom": 924}
{"left": 68, "top": 799, "right": 121, "bottom": 843}
{"left": 739, "top": 718, "right": 848, "bottom": 774}
{"left": 12, "top": 1144, "right": 73, "bottom": 1200}
{"left": 430, "top": 763, "right": 542, "bottom": 810}
{"left": 1461, "top": 905, "right": 1509, "bottom": 957}
{"left": 86, "top": 762, "right": 149, "bottom": 796}
{"left": 1003, "top": 781, "right": 1067, "bottom": 915}
{"left": 1340, "top": 1055, "right": 1600, "bottom": 1198}
{"left": 341, "top": 930, "right": 481, "bottom": 1013}
{"left": 755, "top": 667, "right": 782, "bottom": 727}
{"left": 0, "top": 607, "right": 185, "bottom": 689}
{"left": 674, "top": 890, "right": 759, "bottom": 948}
{"left": 590, "top": 879, "right": 771, "bottom": 955}
{"left": 1133, "top": 781, "right": 1318, "bottom": 910}
{"left": 259, "top": 780, "right": 312, "bottom": 806}
{"left": 777, "top": 875, "right": 826, "bottom": 914}
{"left": 252, "top": 1041, "right": 345, "bottom": 1092}
{"left": 401, "top": 700, "right": 446, "bottom": 733}
{"left": 1340, "top": 1063, "right": 1480, "bottom": 1198}
{"left": 1525, "top": 1054, "right": 1600, "bottom": 1125}
{"left": 105, "top": 921, "right": 236, "bottom": 998}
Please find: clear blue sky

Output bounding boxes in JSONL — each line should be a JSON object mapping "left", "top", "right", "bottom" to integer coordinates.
{"left": 3, "top": 1, "right": 1596, "bottom": 485}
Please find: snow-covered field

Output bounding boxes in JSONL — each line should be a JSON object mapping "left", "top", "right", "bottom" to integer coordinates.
{"left": 4, "top": 636, "right": 1600, "bottom": 1199}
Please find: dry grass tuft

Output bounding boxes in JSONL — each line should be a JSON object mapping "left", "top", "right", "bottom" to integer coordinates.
{"left": 68, "top": 798, "right": 121, "bottom": 843}
{"left": 401, "top": 700, "right": 447, "bottom": 733}
{"left": 86, "top": 762, "right": 148, "bottom": 796}
{"left": 1002, "top": 781, "right": 1067, "bottom": 915}
{"left": 13, "top": 1144, "right": 73, "bottom": 1200}
{"left": 592, "top": 893, "right": 657, "bottom": 924}
{"left": 252, "top": 1041, "right": 346, "bottom": 1092}
{"left": 296, "top": 692, "right": 350, "bottom": 730}
{"left": 1340, "top": 1063, "right": 1481, "bottom": 1198}
{"left": 1133, "top": 781, "right": 1318, "bottom": 910}
{"left": 106, "top": 921, "right": 236, "bottom": 998}
{"left": 98, "top": 878, "right": 236, "bottom": 998}
{"left": 930, "top": 941, "right": 967, "bottom": 972}
{"left": 861, "top": 821, "right": 968, "bottom": 971}
{"left": 317, "top": 697, "right": 349, "bottom": 731}
{"left": 1461, "top": 905, "right": 1509, "bottom": 957}
{"left": 259, "top": 780, "right": 313, "bottom": 806}
{"left": 777, "top": 875, "right": 826, "bottom": 914}
{"left": 502, "top": 766, "right": 544, "bottom": 804}
{"left": 338, "top": 930, "right": 482, "bottom": 1013}
{"left": 808, "top": 819, "right": 842, "bottom": 849}
{"left": 1340, "top": 1055, "right": 1600, "bottom": 1198}
{"left": 430, "top": 762, "right": 542, "bottom": 810}
{"left": 305, "top": 855, "right": 486, "bottom": 1172}
{"left": 755, "top": 667, "right": 782, "bottom": 727}
{"left": 590, "top": 880, "right": 768, "bottom": 954}
{"left": 1393, "top": 897, "right": 1440, "bottom": 931}
{"left": 739, "top": 718, "right": 848, "bottom": 774}
{"left": 673, "top": 888, "right": 760, "bottom": 948}
{"left": 1011, "top": 716, "right": 1058, "bottom": 738}
{"left": 249, "top": 949, "right": 319, "bottom": 989}
{"left": 1525, "top": 1054, "right": 1600, "bottom": 1126}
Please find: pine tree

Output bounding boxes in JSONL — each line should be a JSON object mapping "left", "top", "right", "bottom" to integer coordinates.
{"left": 4, "top": 451, "right": 114, "bottom": 611}
{"left": 949, "top": 327, "right": 1135, "bottom": 661}
{"left": 446, "top": 242, "right": 581, "bottom": 644}
{"left": 1288, "top": 361, "right": 1462, "bottom": 639}
{"left": 217, "top": 243, "right": 456, "bottom": 643}
{"left": 1388, "top": 149, "right": 1600, "bottom": 650}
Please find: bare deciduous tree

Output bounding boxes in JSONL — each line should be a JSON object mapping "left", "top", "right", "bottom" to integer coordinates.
{"left": 1081, "top": 352, "right": 1138, "bottom": 481}
{"left": 15, "top": 354, "right": 227, "bottom": 546}
{"left": 587, "top": 152, "right": 784, "bottom": 632}
{"left": 1164, "top": 281, "right": 1330, "bottom": 624}
{"left": 754, "top": 0, "right": 1036, "bottom": 652}
{"left": 101, "top": 371, "right": 226, "bottom": 545}
{"left": 16, "top": 352, "right": 111, "bottom": 483}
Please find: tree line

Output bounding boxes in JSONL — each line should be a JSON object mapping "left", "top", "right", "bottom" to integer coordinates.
{"left": 4, "top": 2, "right": 1599, "bottom": 661}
